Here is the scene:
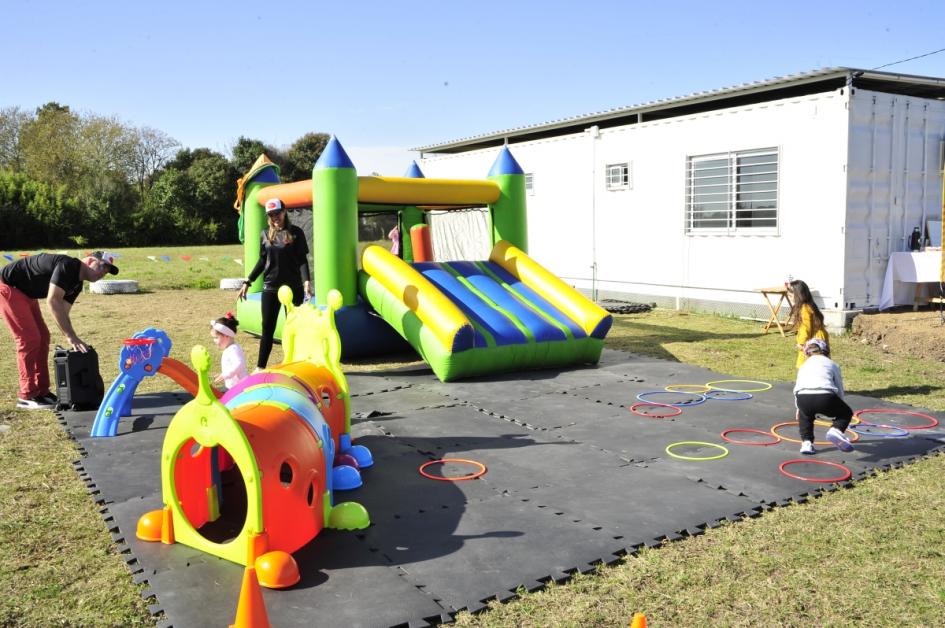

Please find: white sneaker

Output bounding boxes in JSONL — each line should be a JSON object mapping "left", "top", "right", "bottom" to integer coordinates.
{"left": 16, "top": 396, "right": 55, "bottom": 411}
{"left": 826, "top": 427, "right": 854, "bottom": 452}
{"left": 799, "top": 440, "right": 816, "bottom": 455}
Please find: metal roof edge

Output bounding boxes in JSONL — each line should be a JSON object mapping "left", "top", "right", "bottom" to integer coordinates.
{"left": 413, "top": 67, "right": 945, "bottom": 153}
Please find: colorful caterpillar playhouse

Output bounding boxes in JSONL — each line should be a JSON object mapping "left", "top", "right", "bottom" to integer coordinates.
{"left": 236, "top": 136, "right": 613, "bottom": 381}
{"left": 95, "top": 288, "right": 371, "bottom": 600}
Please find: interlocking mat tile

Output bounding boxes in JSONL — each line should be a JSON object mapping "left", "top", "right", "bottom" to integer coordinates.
{"left": 58, "top": 351, "right": 945, "bottom": 626}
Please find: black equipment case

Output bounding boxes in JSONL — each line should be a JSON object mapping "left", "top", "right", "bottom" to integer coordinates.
{"left": 53, "top": 346, "right": 105, "bottom": 411}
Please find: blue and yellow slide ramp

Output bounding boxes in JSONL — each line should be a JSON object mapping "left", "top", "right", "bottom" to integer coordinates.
{"left": 358, "top": 240, "right": 612, "bottom": 382}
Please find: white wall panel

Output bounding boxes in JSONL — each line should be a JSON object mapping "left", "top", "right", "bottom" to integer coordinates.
{"left": 845, "top": 90, "right": 945, "bottom": 307}
{"left": 419, "top": 86, "right": 945, "bottom": 319}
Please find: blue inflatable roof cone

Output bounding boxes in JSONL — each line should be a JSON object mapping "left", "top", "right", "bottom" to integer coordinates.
{"left": 488, "top": 145, "right": 524, "bottom": 176}
{"left": 403, "top": 161, "right": 425, "bottom": 178}
{"left": 251, "top": 167, "right": 280, "bottom": 184}
{"left": 315, "top": 136, "right": 355, "bottom": 170}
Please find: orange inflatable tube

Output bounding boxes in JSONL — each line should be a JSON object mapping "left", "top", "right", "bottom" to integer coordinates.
{"left": 410, "top": 224, "right": 433, "bottom": 262}
{"left": 256, "top": 180, "right": 312, "bottom": 209}
{"left": 256, "top": 177, "right": 502, "bottom": 209}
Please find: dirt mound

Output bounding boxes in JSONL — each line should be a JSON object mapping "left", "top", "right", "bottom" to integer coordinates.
{"left": 850, "top": 308, "right": 945, "bottom": 362}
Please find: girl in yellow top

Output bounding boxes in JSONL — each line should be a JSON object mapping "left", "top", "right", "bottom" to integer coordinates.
{"left": 787, "top": 279, "right": 829, "bottom": 368}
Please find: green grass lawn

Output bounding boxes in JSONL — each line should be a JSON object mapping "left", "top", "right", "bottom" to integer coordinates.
{"left": 0, "top": 247, "right": 943, "bottom": 626}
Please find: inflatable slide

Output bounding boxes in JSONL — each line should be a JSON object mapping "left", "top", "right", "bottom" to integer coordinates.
{"left": 360, "top": 240, "right": 612, "bottom": 381}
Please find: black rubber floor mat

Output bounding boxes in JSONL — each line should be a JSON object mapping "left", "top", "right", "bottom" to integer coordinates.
{"left": 55, "top": 349, "right": 945, "bottom": 627}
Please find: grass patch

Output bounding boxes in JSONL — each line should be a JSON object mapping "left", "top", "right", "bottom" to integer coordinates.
{"left": 0, "top": 249, "right": 943, "bottom": 625}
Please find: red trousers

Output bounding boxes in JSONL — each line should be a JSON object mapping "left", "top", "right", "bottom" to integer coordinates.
{"left": 0, "top": 282, "right": 51, "bottom": 399}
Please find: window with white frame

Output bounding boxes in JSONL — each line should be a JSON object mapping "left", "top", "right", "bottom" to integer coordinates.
{"left": 605, "top": 162, "right": 630, "bottom": 190}
{"left": 525, "top": 173, "right": 535, "bottom": 195}
{"left": 685, "top": 148, "right": 779, "bottom": 233}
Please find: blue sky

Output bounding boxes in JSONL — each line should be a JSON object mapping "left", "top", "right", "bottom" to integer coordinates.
{"left": 6, "top": 0, "right": 944, "bottom": 174}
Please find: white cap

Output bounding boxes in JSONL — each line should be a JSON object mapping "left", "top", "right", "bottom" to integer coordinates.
{"left": 265, "top": 198, "right": 285, "bottom": 213}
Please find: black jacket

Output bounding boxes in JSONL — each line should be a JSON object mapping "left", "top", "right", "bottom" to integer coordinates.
{"left": 246, "top": 225, "right": 311, "bottom": 292}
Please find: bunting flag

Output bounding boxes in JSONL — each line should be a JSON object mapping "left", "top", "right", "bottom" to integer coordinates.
{"left": 199, "top": 257, "right": 209, "bottom": 261}
{"left": 161, "top": 255, "right": 170, "bottom": 262}
{"left": 234, "top": 258, "right": 243, "bottom": 266}
{"left": 147, "top": 256, "right": 157, "bottom": 262}
{"left": 2, "top": 254, "right": 12, "bottom": 261}
{"left": 181, "top": 255, "right": 192, "bottom": 261}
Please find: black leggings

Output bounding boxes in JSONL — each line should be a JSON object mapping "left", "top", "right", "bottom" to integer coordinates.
{"left": 257, "top": 286, "right": 303, "bottom": 368}
{"left": 795, "top": 392, "right": 853, "bottom": 442}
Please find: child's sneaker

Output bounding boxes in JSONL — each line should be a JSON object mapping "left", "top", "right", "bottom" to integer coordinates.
{"left": 826, "top": 427, "right": 854, "bottom": 452}
{"left": 799, "top": 440, "right": 816, "bottom": 455}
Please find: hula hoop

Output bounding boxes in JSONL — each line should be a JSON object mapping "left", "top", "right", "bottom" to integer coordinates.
{"left": 628, "top": 402, "right": 682, "bottom": 419}
{"left": 770, "top": 421, "right": 861, "bottom": 446}
{"left": 848, "top": 423, "right": 910, "bottom": 438}
{"left": 720, "top": 428, "right": 781, "bottom": 446}
{"left": 779, "top": 459, "right": 852, "bottom": 483}
{"left": 636, "top": 391, "right": 706, "bottom": 407}
{"left": 664, "top": 384, "right": 711, "bottom": 394}
{"left": 418, "top": 458, "right": 487, "bottom": 482}
{"left": 123, "top": 337, "right": 156, "bottom": 345}
{"left": 665, "top": 441, "right": 729, "bottom": 461}
{"left": 705, "top": 390, "right": 753, "bottom": 401}
{"left": 706, "top": 379, "right": 772, "bottom": 393}
{"left": 854, "top": 409, "right": 939, "bottom": 430}
{"left": 814, "top": 414, "right": 862, "bottom": 427}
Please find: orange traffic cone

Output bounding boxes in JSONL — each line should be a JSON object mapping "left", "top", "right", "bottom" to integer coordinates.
{"left": 630, "top": 612, "right": 647, "bottom": 628}
{"left": 230, "top": 565, "right": 271, "bottom": 628}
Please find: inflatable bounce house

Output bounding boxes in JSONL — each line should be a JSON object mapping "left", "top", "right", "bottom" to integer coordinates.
{"left": 235, "top": 136, "right": 613, "bottom": 381}
{"left": 133, "top": 287, "right": 371, "bottom": 588}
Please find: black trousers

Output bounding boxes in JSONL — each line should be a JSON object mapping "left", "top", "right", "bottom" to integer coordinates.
{"left": 257, "top": 286, "right": 303, "bottom": 369}
{"left": 795, "top": 392, "right": 853, "bottom": 442}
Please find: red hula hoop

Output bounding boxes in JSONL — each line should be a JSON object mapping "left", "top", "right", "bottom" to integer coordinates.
{"left": 628, "top": 402, "right": 682, "bottom": 418}
{"left": 779, "top": 459, "right": 852, "bottom": 483}
{"left": 854, "top": 408, "right": 939, "bottom": 430}
{"left": 721, "top": 428, "right": 781, "bottom": 446}
{"left": 419, "top": 458, "right": 487, "bottom": 482}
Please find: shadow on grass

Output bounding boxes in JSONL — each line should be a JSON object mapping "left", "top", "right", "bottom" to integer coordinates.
{"left": 849, "top": 384, "right": 942, "bottom": 399}
{"left": 607, "top": 319, "right": 764, "bottom": 362}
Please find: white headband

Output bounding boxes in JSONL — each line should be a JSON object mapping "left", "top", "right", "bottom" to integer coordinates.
{"left": 211, "top": 321, "right": 236, "bottom": 337}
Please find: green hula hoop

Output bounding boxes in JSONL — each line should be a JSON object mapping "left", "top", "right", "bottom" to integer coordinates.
{"left": 706, "top": 379, "right": 772, "bottom": 393}
{"left": 665, "top": 441, "right": 730, "bottom": 461}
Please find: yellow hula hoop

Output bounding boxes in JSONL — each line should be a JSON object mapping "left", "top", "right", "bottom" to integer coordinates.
{"left": 665, "top": 384, "right": 711, "bottom": 394}
{"left": 814, "top": 415, "right": 862, "bottom": 428}
{"left": 706, "top": 379, "right": 772, "bottom": 393}
{"left": 665, "top": 441, "right": 729, "bottom": 461}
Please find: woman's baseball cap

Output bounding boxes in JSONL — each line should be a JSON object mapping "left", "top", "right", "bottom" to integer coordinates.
{"left": 265, "top": 198, "right": 285, "bottom": 214}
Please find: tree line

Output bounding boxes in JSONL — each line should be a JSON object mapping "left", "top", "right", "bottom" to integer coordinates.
{"left": 0, "top": 102, "right": 328, "bottom": 249}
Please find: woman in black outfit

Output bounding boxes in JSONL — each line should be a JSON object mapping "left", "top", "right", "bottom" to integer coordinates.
{"left": 237, "top": 198, "right": 312, "bottom": 370}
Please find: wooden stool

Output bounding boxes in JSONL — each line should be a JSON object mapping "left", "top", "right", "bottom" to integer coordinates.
{"left": 756, "top": 286, "right": 795, "bottom": 336}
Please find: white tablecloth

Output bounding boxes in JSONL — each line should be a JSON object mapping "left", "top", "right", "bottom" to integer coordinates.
{"left": 879, "top": 251, "right": 943, "bottom": 310}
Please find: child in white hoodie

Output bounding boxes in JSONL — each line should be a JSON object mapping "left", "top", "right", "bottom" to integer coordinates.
{"left": 210, "top": 312, "right": 248, "bottom": 390}
{"left": 793, "top": 338, "right": 854, "bottom": 455}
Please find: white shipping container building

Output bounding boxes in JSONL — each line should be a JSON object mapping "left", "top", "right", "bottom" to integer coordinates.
{"left": 414, "top": 68, "right": 945, "bottom": 332}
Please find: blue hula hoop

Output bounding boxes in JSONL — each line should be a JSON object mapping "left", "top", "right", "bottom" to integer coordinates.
{"left": 849, "top": 423, "right": 910, "bottom": 438}
{"left": 636, "top": 390, "right": 707, "bottom": 407}
{"left": 705, "top": 390, "right": 753, "bottom": 401}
